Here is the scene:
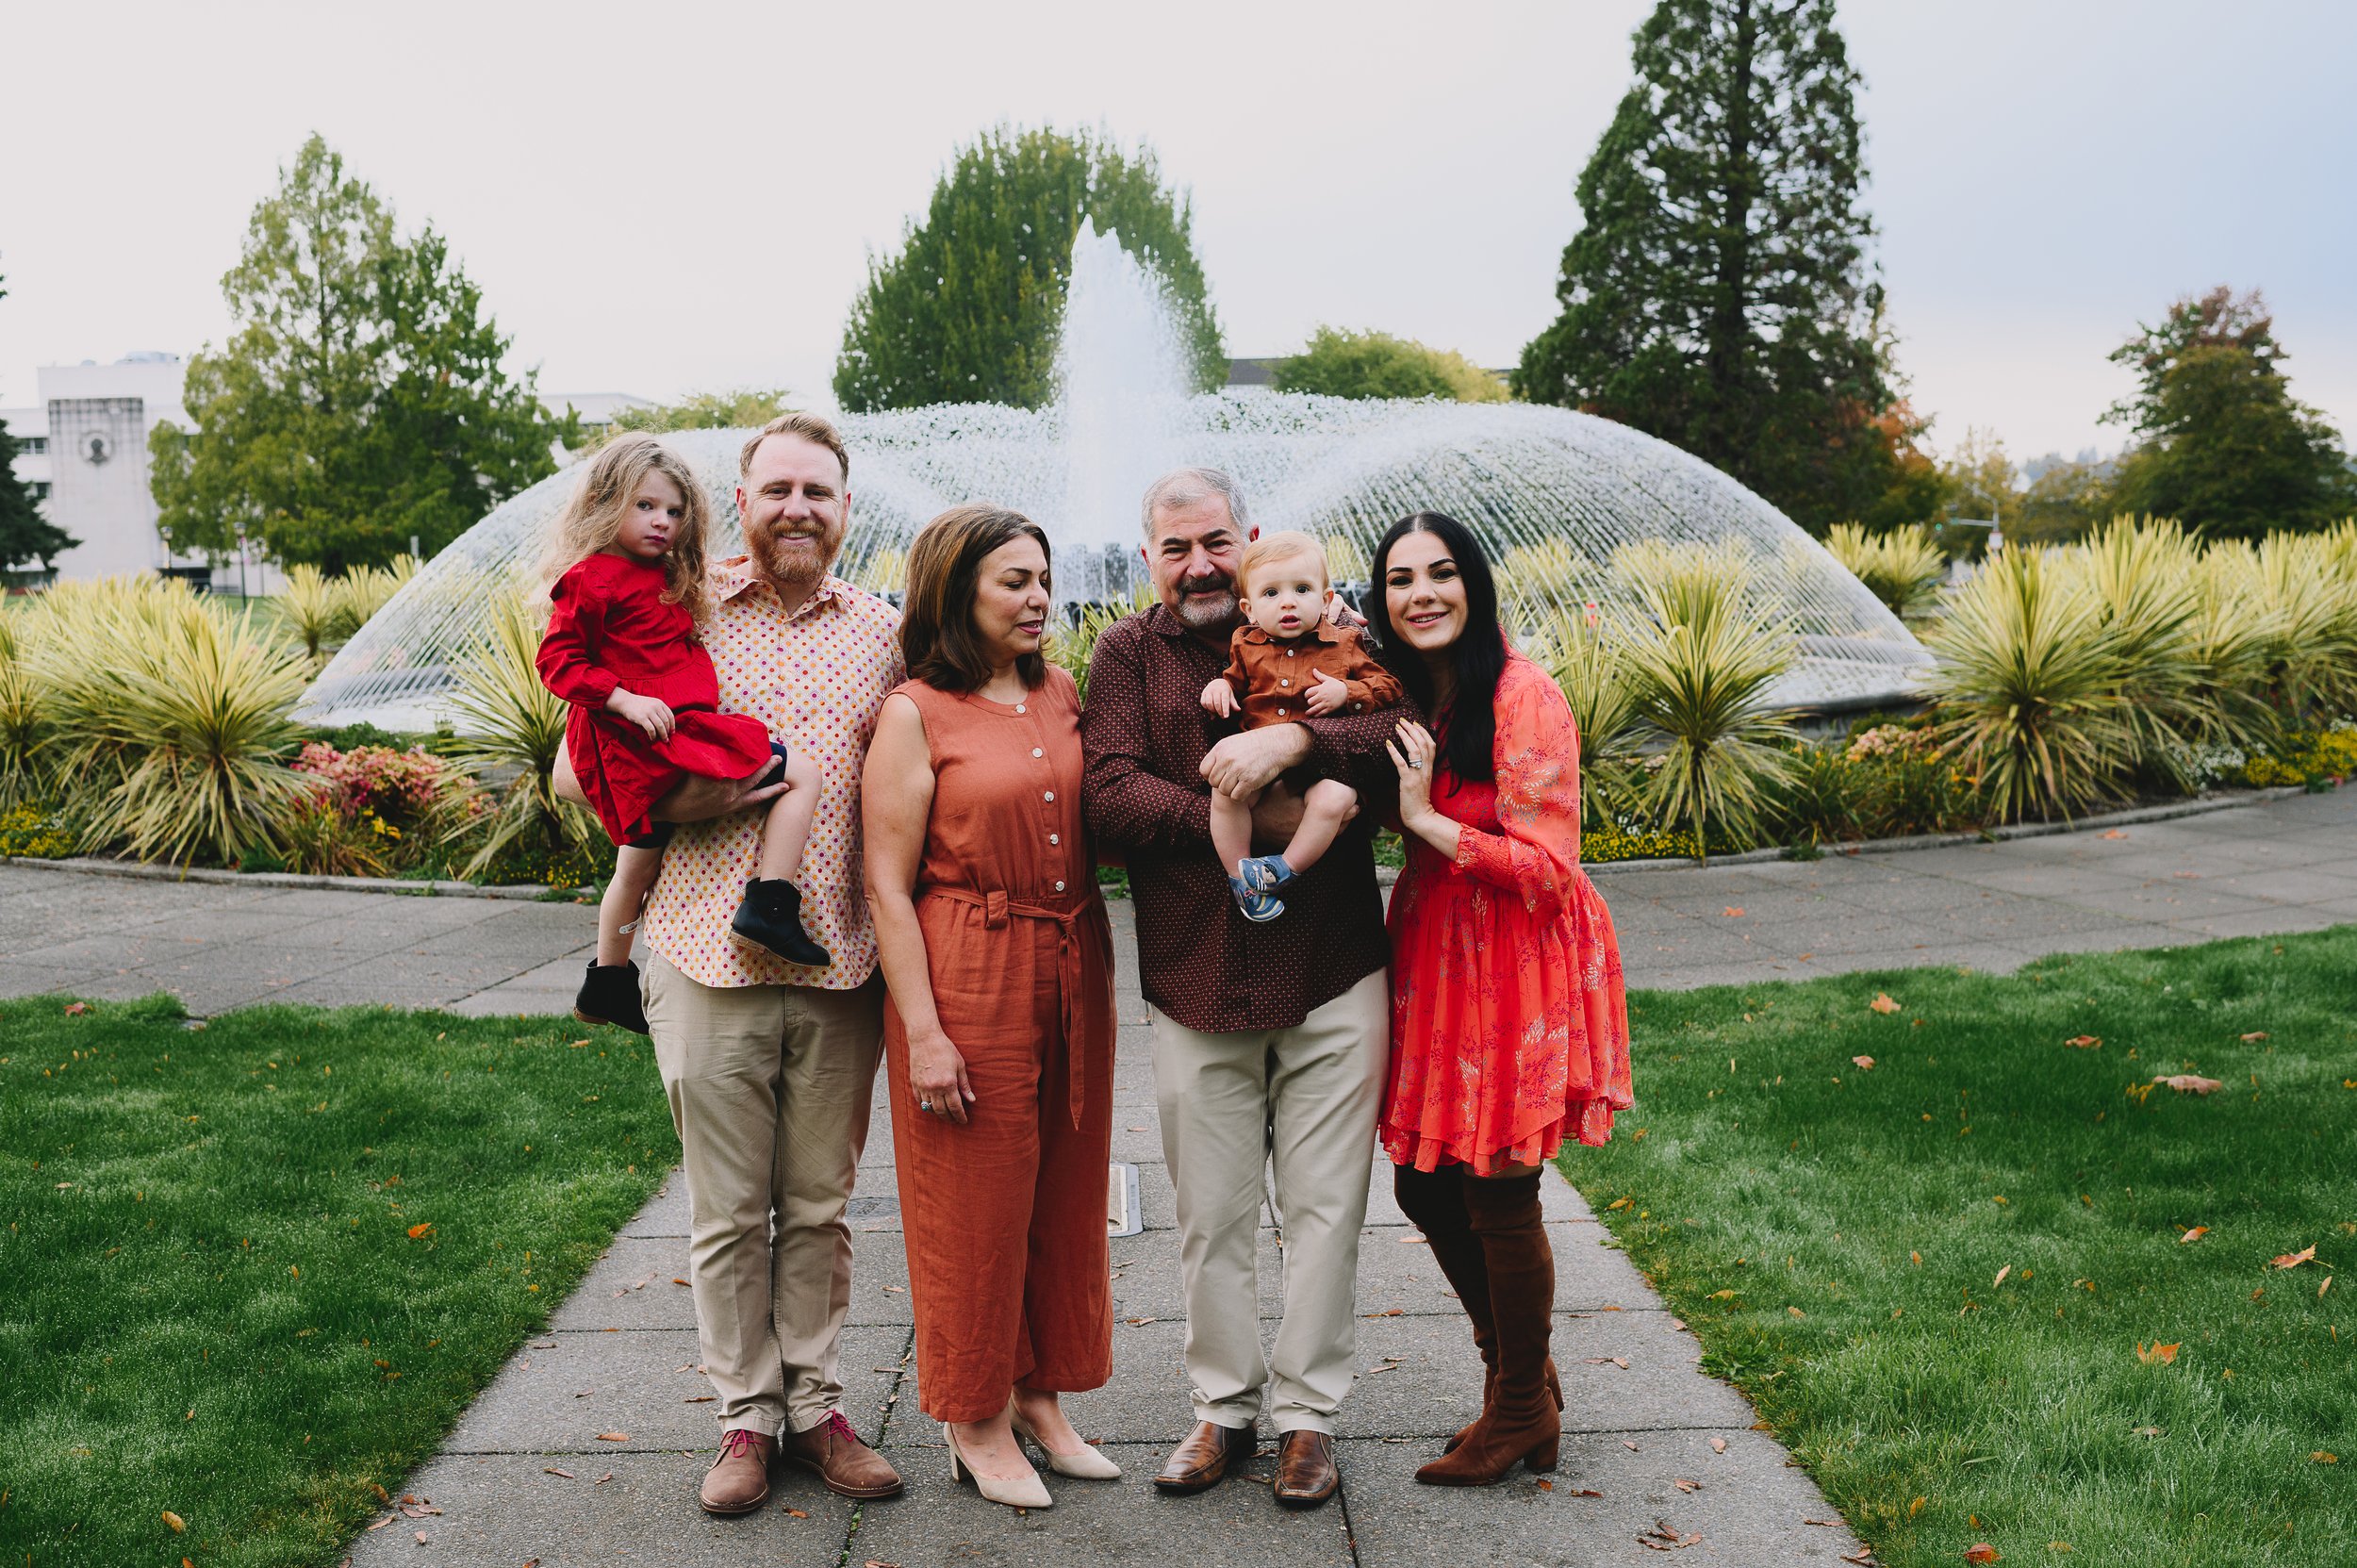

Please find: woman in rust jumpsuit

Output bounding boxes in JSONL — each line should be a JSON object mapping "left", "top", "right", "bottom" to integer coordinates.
{"left": 862, "top": 504, "right": 1118, "bottom": 1511}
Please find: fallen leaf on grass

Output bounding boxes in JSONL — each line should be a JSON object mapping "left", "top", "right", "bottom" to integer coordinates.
{"left": 2064, "top": 1035, "right": 2102, "bottom": 1049}
{"left": 2134, "top": 1342, "right": 2179, "bottom": 1364}
{"left": 2322, "top": 1277, "right": 2333, "bottom": 1298}
{"left": 542, "top": 1467, "right": 572, "bottom": 1478}
{"left": 2179, "top": 1227, "right": 2208, "bottom": 1244}
{"left": 1788, "top": 1306, "right": 1806, "bottom": 1318}
{"left": 64, "top": 1002, "right": 89, "bottom": 1015}
{"left": 2314, "top": 1451, "right": 2340, "bottom": 1464}
{"left": 2133, "top": 1426, "right": 2163, "bottom": 1438}
{"left": 2272, "top": 1246, "right": 2316, "bottom": 1269}
{"left": 1993, "top": 1263, "right": 2011, "bottom": 1287}
{"left": 162, "top": 1511, "right": 186, "bottom": 1532}
{"left": 1964, "top": 1546, "right": 2001, "bottom": 1563}
{"left": 1870, "top": 993, "right": 1901, "bottom": 1015}
{"left": 1842, "top": 1550, "right": 1881, "bottom": 1566}
{"left": 1608, "top": 1197, "right": 1633, "bottom": 1210}
{"left": 1852, "top": 1056, "right": 1874, "bottom": 1070}
{"left": 1708, "top": 1289, "right": 1738, "bottom": 1300}
{"left": 2241, "top": 1031, "right": 2268, "bottom": 1042}
{"left": 2154, "top": 1074, "right": 2222, "bottom": 1095}
{"left": 406, "top": 1223, "right": 433, "bottom": 1240}
{"left": 596, "top": 1431, "right": 629, "bottom": 1442}
{"left": 1708, "top": 1437, "right": 1727, "bottom": 1454}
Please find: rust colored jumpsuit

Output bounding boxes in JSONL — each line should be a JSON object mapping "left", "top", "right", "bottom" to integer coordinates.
{"left": 882, "top": 667, "right": 1117, "bottom": 1423}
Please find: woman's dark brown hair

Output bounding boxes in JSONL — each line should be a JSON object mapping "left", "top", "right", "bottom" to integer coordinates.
{"left": 899, "top": 503, "right": 1052, "bottom": 693}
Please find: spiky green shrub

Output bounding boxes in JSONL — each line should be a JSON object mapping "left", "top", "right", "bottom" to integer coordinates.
{"left": 441, "top": 589, "right": 597, "bottom": 880}
{"left": 277, "top": 563, "right": 346, "bottom": 663}
{"left": 0, "top": 610, "right": 53, "bottom": 812}
{"left": 1827, "top": 523, "right": 1947, "bottom": 618}
{"left": 1921, "top": 546, "right": 2135, "bottom": 821}
{"left": 1531, "top": 606, "right": 1642, "bottom": 830}
{"left": 1044, "top": 588, "right": 1154, "bottom": 703}
{"left": 1618, "top": 555, "right": 1796, "bottom": 862}
{"left": 31, "top": 580, "right": 314, "bottom": 866}
{"left": 332, "top": 554, "right": 420, "bottom": 637}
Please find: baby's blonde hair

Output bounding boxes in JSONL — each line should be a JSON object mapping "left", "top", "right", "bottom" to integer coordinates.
{"left": 536, "top": 434, "right": 713, "bottom": 622}
{"left": 1237, "top": 530, "right": 1330, "bottom": 597}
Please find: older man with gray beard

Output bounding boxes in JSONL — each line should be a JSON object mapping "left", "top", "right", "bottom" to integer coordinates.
{"left": 1080, "top": 466, "right": 1407, "bottom": 1510}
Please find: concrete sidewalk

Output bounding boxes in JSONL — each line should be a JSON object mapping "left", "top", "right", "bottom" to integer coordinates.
{"left": 4, "top": 786, "right": 2351, "bottom": 1565}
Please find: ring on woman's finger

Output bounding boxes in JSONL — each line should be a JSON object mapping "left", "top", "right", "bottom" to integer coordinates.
{"left": 1407, "top": 758, "right": 1423, "bottom": 768}
{"left": 918, "top": 1098, "right": 931, "bottom": 1112}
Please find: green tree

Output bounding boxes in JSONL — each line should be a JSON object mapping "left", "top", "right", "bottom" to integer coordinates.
{"left": 833, "top": 124, "right": 1225, "bottom": 411}
{"left": 0, "top": 269, "right": 79, "bottom": 571}
{"left": 1272, "top": 326, "right": 1508, "bottom": 403}
{"left": 2008, "top": 454, "right": 2114, "bottom": 545}
{"left": 1514, "top": 0, "right": 1899, "bottom": 533}
{"left": 2101, "top": 286, "right": 2355, "bottom": 539}
{"left": 151, "top": 135, "right": 568, "bottom": 573}
{"left": 605, "top": 387, "right": 794, "bottom": 437}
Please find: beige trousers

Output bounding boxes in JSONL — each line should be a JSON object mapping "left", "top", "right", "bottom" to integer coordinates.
{"left": 642, "top": 951, "right": 885, "bottom": 1438}
{"left": 1148, "top": 968, "right": 1389, "bottom": 1434}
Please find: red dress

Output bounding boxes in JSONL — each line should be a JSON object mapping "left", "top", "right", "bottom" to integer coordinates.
{"left": 536, "top": 553, "right": 774, "bottom": 848}
{"left": 1382, "top": 652, "right": 1634, "bottom": 1174}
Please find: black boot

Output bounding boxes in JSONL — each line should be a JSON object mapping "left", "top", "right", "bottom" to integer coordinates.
{"left": 573, "top": 958, "right": 649, "bottom": 1035}
{"left": 730, "top": 878, "right": 831, "bottom": 967}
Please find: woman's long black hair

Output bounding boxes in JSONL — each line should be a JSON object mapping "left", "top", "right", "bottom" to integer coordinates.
{"left": 1365, "top": 511, "right": 1508, "bottom": 784}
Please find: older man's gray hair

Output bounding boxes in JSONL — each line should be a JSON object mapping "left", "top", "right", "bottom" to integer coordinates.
{"left": 1140, "top": 466, "right": 1251, "bottom": 536}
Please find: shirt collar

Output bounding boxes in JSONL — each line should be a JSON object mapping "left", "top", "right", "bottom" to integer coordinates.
{"left": 1237, "top": 616, "right": 1343, "bottom": 647}
{"left": 714, "top": 555, "right": 846, "bottom": 616}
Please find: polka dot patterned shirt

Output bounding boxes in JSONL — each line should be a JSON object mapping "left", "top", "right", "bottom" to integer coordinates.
{"left": 637, "top": 559, "right": 904, "bottom": 989}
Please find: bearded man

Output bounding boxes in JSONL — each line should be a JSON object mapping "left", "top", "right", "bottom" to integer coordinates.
{"left": 558, "top": 412, "right": 906, "bottom": 1513}
{"left": 1080, "top": 466, "right": 1406, "bottom": 1510}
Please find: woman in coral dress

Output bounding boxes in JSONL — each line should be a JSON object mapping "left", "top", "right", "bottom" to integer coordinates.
{"left": 1368, "top": 510, "right": 1633, "bottom": 1488}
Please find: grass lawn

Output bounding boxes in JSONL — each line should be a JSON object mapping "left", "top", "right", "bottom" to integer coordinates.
{"left": 1567, "top": 928, "right": 2357, "bottom": 1567}
{"left": 0, "top": 994, "right": 677, "bottom": 1568}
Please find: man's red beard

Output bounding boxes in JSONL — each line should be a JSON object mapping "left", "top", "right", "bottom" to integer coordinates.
{"left": 750, "top": 522, "right": 840, "bottom": 593}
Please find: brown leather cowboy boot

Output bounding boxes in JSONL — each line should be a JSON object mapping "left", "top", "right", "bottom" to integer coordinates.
{"left": 1415, "top": 1172, "right": 1560, "bottom": 1486}
{"left": 1393, "top": 1164, "right": 1564, "bottom": 1453}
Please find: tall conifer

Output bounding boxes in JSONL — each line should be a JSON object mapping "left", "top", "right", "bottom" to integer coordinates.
{"left": 1516, "top": 0, "right": 1903, "bottom": 533}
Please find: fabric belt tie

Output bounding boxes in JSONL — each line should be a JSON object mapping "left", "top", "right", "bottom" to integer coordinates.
{"left": 919, "top": 885, "right": 1090, "bottom": 1129}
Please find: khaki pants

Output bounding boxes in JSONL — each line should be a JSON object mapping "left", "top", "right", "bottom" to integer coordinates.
{"left": 643, "top": 951, "right": 885, "bottom": 1438}
{"left": 1148, "top": 968, "right": 1389, "bottom": 1434}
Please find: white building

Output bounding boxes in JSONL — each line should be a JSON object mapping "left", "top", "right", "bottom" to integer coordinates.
{"left": 3, "top": 353, "right": 220, "bottom": 584}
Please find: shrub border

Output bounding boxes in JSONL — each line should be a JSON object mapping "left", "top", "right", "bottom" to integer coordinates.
{"left": 8, "top": 784, "right": 2313, "bottom": 900}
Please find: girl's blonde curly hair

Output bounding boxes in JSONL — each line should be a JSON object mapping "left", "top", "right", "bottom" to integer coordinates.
{"left": 536, "top": 434, "right": 714, "bottom": 623}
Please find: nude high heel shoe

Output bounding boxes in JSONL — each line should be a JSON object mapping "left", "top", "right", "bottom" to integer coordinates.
{"left": 945, "top": 1422, "right": 1053, "bottom": 1510}
{"left": 1009, "top": 1400, "right": 1123, "bottom": 1480}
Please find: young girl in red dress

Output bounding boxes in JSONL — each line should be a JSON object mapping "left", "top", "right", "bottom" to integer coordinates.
{"left": 535, "top": 435, "right": 829, "bottom": 1032}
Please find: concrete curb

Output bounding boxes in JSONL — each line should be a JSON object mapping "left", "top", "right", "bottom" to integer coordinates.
{"left": 4, "top": 856, "right": 561, "bottom": 900}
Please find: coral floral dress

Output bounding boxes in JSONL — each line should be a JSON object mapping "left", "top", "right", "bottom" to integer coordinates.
{"left": 1382, "top": 652, "right": 1634, "bottom": 1174}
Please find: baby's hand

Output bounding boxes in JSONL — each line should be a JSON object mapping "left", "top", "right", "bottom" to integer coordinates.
{"left": 1200, "top": 677, "right": 1239, "bottom": 718}
{"left": 1303, "top": 671, "right": 1350, "bottom": 716}
{"left": 607, "top": 687, "right": 676, "bottom": 742}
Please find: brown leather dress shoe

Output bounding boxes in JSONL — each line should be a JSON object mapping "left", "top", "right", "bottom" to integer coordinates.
{"left": 1152, "top": 1420, "right": 1257, "bottom": 1494}
{"left": 782, "top": 1410, "right": 904, "bottom": 1498}
{"left": 699, "top": 1428, "right": 773, "bottom": 1514}
{"left": 1273, "top": 1428, "right": 1339, "bottom": 1509}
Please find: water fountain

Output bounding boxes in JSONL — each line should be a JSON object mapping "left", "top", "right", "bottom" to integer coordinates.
{"left": 299, "top": 223, "right": 1931, "bottom": 731}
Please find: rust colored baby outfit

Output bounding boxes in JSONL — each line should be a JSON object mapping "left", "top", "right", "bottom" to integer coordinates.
{"left": 1216, "top": 619, "right": 1403, "bottom": 731}
{"left": 881, "top": 667, "right": 1117, "bottom": 1423}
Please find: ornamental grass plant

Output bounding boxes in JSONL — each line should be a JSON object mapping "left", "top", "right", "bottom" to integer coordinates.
{"left": 441, "top": 588, "right": 598, "bottom": 881}
{"left": 0, "top": 609, "right": 54, "bottom": 812}
{"left": 1827, "top": 522, "right": 1947, "bottom": 619}
{"left": 275, "top": 563, "right": 346, "bottom": 664}
{"left": 25, "top": 578, "right": 315, "bottom": 867}
{"left": 1618, "top": 553, "right": 1798, "bottom": 862}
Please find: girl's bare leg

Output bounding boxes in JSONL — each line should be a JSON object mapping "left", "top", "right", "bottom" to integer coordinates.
{"left": 754, "top": 747, "right": 824, "bottom": 883}
{"left": 1277, "top": 778, "right": 1360, "bottom": 877}
{"left": 1210, "top": 784, "right": 1261, "bottom": 880}
{"left": 598, "top": 845, "right": 664, "bottom": 966}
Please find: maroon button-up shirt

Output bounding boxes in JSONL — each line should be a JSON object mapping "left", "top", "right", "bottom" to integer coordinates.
{"left": 1082, "top": 603, "right": 1410, "bottom": 1033}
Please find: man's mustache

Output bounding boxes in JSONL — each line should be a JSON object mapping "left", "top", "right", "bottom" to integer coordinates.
{"left": 1176, "top": 572, "right": 1232, "bottom": 595}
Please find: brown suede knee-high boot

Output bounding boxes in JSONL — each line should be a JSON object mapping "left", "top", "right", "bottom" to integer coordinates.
{"left": 1414, "top": 1172, "right": 1559, "bottom": 1485}
{"left": 1394, "top": 1164, "right": 1565, "bottom": 1452}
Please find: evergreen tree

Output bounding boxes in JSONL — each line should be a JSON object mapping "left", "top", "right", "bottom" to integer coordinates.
{"left": 1273, "top": 327, "right": 1508, "bottom": 403}
{"left": 151, "top": 135, "right": 568, "bottom": 573}
{"left": 2102, "top": 287, "right": 2355, "bottom": 539}
{"left": 834, "top": 124, "right": 1225, "bottom": 411}
{"left": 1514, "top": 0, "right": 1904, "bottom": 533}
{"left": 0, "top": 271, "right": 77, "bottom": 571}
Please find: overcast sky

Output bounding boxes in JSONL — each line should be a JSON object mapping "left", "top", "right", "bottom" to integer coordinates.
{"left": 6, "top": 0, "right": 2351, "bottom": 466}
